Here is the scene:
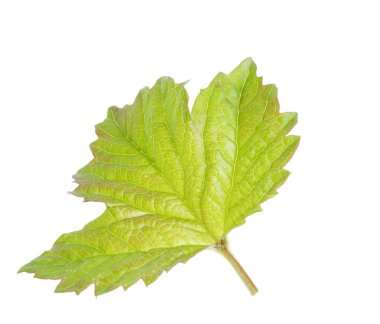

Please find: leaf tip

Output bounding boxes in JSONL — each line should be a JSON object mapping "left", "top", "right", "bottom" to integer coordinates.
{"left": 238, "top": 57, "right": 257, "bottom": 73}
{"left": 17, "top": 266, "right": 26, "bottom": 274}
{"left": 180, "top": 79, "right": 190, "bottom": 86}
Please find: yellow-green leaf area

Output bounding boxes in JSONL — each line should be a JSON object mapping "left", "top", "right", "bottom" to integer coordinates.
{"left": 19, "top": 58, "right": 299, "bottom": 295}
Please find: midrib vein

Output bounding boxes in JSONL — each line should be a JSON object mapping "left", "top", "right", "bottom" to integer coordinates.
{"left": 224, "top": 74, "right": 248, "bottom": 230}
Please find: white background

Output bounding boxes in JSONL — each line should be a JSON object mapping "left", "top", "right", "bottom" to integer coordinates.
{"left": 1, "top": 0, "right": 379, "bottom": 323}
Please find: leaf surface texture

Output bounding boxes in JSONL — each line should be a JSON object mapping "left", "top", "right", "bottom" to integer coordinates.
{"left": 20, "top": 59, "right": 299, "bottom": 295}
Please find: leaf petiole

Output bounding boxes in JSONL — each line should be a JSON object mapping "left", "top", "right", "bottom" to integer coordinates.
{"left": 215, "top": 237, "right": 258, "bottom": 296}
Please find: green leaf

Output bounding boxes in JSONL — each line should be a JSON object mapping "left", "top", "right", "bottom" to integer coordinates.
{"left": 19, "top": 58, "right": 299, "bottom": 296}
{"left": 192, "top": 58, "right": 299, "bottom": 235}
{"left": 19, "top": 206, "right": 209, "bottom": 295}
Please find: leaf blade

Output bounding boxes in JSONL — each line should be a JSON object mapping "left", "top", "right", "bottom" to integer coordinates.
{"left": 19, "top": 206, "right": 212, "bottom": 295}
{"left": 74, "top": 78, "right": 206, "bottom": 223}
{"left": 192, "top": 58, "right": 299, "bottom": 235}
{"left": 20, "top": 58, "right": 299, "bottom": 296}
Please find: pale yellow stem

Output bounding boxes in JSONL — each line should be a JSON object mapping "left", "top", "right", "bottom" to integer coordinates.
{"left": 215, "top": 237, "right": 258, "bottom": 296}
